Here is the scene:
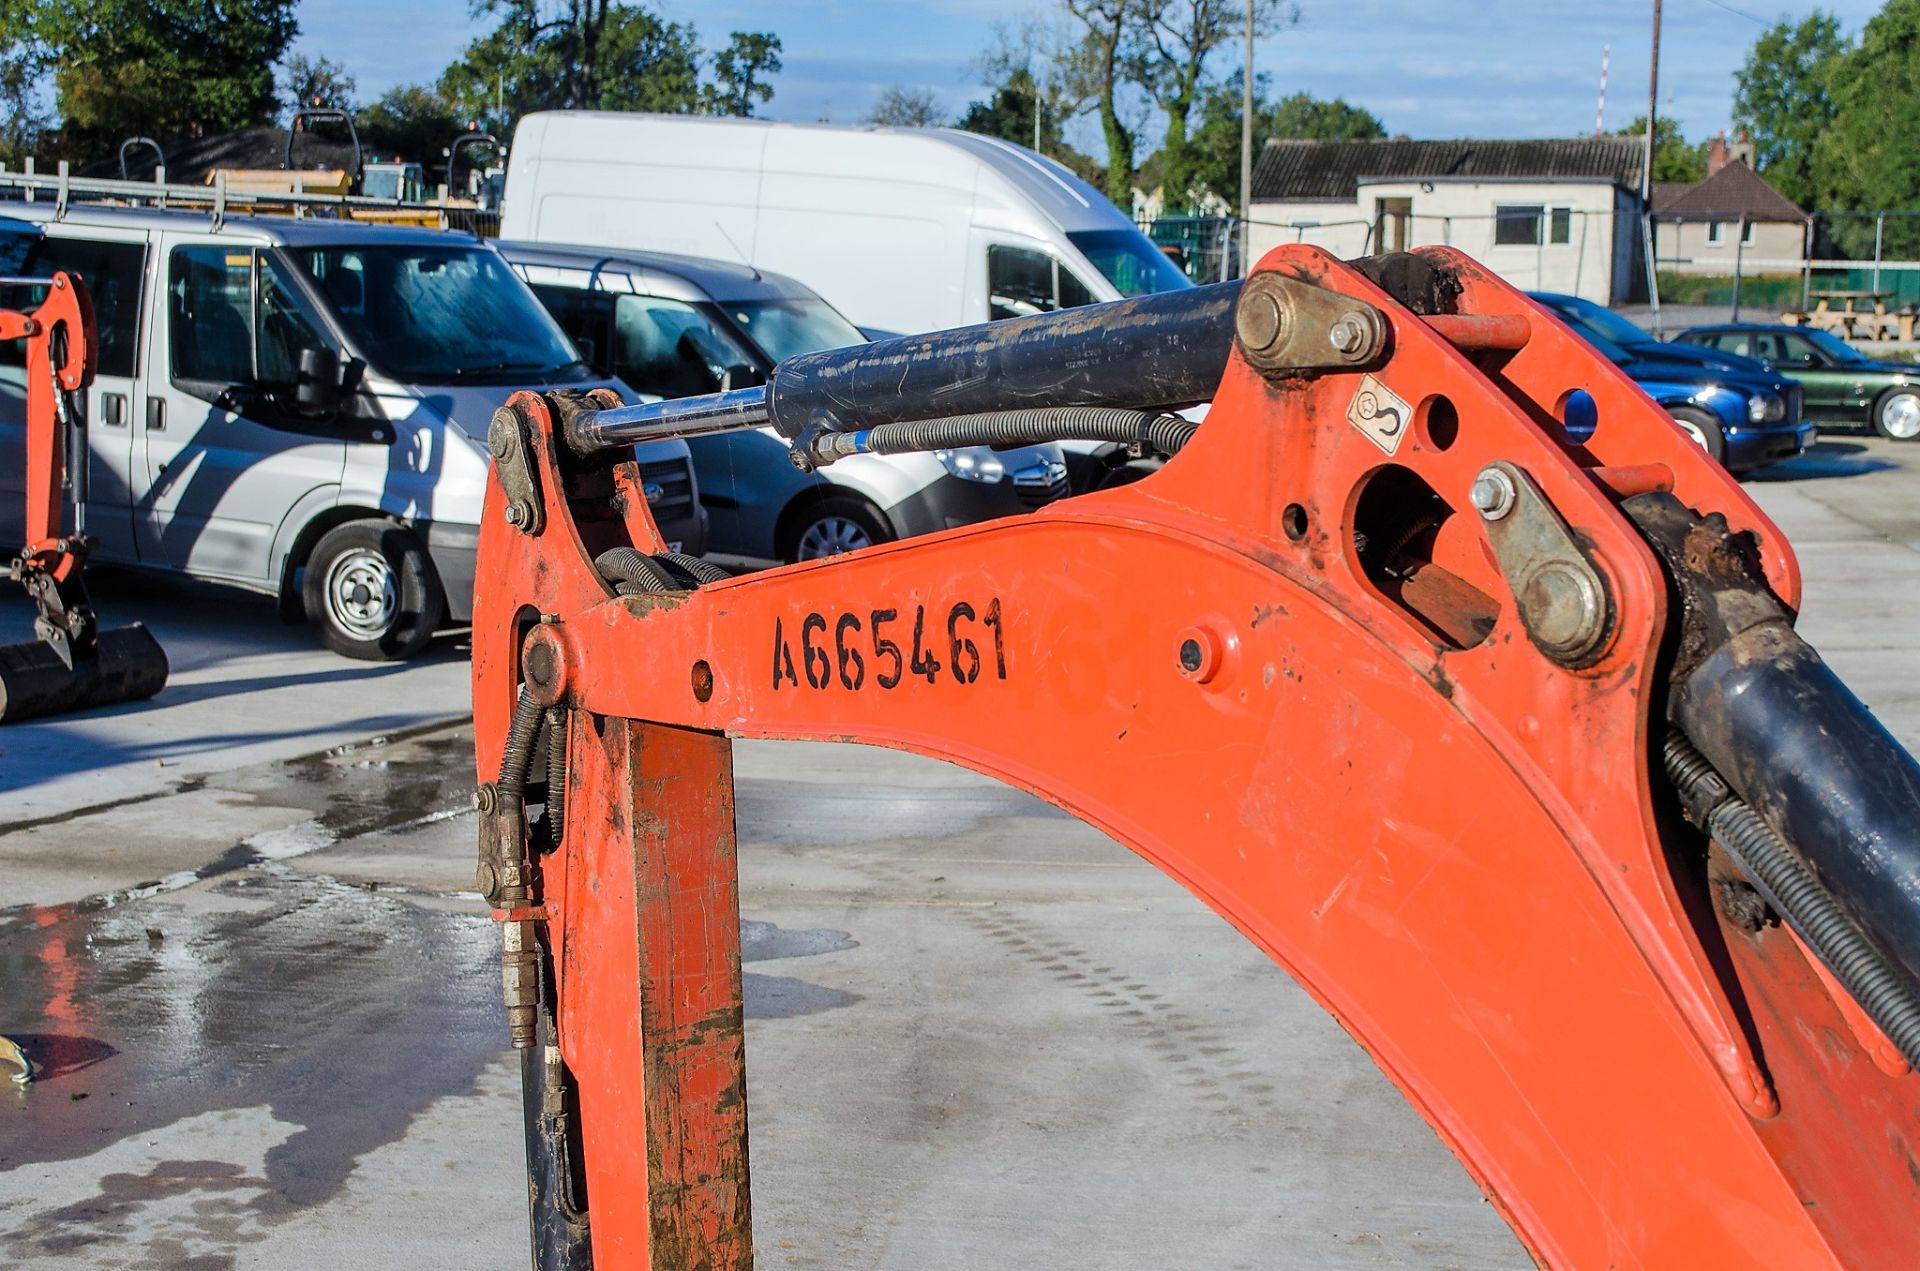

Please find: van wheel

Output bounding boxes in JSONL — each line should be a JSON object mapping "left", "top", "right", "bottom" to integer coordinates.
{"left": 785, "top": 497, "right": 892, "bottom": 563}
{"left": 302, "top": 519, "right": 444, "bottom": 660}
{"left": 1668, "top": 407, "right": 1727, "bottom": 464}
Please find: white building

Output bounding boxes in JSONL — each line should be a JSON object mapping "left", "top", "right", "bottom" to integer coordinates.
{"left": 1246, "top": 138, "right": 1647, "bottom": 304}
{"left": 1652, "top": 136, "right": 1808, "bottom": 276}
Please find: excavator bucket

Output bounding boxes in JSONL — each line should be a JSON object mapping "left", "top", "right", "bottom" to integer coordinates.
{"left": 0, "top": 622, "right": 168, "bottom": 723}
{"left": 2, "top": 270, "right": 170, "bottom": 723}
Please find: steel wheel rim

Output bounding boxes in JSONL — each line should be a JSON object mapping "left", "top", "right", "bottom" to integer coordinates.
{"left": 797, "top": 516, "right": 873, "bottom": 560}
{"left": 1673, "top": 416, "right": 1711, "bottom": 451}
{"left": 324, "top": 547, "right": 398, "bottom": 639}
{"left": 1882, "top": 393, "right": 1920, "bottom": 439}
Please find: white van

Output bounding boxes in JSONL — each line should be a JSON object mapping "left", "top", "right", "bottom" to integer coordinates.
{"left": 0, "top": 206, "right": 705, "bottom": 659}
{"left": 498, "top": 113, "right": 1194, "bottom": 339}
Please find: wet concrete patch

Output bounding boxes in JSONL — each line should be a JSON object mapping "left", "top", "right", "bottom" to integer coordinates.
{"left": 742, "top": 920, "right": 861, "bottom": 1020}
{"left": 0, "top": 868, "right": 505, "bottom": 1222}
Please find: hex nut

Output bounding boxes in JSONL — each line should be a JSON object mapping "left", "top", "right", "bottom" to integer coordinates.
{"left": 1471, "top": 468, "right": 1518, "bottom": 521}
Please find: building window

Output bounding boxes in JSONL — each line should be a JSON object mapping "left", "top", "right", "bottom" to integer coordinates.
{"left": 1741, "top": 219, "right": 1756, "bottom": 245}
{"left": 1550, "top": 207, "right": 1572, "bottom": 245}
{"left": 1494, "top": 205, "right": 1544, "bottom": 246}
{"left": 1707, "top": 222, "right": 1726, "bottom": 244}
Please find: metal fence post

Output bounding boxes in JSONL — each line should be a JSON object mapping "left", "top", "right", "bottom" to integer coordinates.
{"left": 1732, "top": 215, "right": 1746, "bottom": 322}
{"left": 1874, "top": 213, "right": 1885, "bottom": 295}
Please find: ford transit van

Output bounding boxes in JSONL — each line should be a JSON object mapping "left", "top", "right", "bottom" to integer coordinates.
{"left": 0, "top": 207, "right": 704, "bottom": 658}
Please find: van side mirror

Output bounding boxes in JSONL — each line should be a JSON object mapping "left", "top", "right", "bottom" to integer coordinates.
{"left": 720, "top": 363, "right": 764, "bottom": 391}
{"left": 295, "top": 347, "right": 344, "bottom": 409}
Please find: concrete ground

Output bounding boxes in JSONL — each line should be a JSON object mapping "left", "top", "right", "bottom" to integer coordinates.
{"left": 1, "top": 434, "right": 1917, "bottom": 1268}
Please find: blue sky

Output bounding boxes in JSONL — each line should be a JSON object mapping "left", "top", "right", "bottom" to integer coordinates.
{"left": 291, "top": 0, "right": 1885, "bottom": 152}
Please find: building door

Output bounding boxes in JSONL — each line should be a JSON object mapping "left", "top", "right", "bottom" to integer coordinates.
{"left": 1375, "top": 198, "right": 1412, "bottom": 253}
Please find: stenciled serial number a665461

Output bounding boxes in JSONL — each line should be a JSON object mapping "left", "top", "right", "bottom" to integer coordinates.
{"left": 773, "top": 599, "right": 1006, "bottom": 690}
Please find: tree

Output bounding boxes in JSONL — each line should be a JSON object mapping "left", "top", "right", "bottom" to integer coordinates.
{"left": 1266, "top": 92, "right": 1384, "bottom": 142}
{"left": 1132, "top": 0, "right": 1291, "bottom": 202}
{"left": 1182, "top": 72, "right": 1384, "bottom": 209}
{"left": 1062, "top": 0, "right": 1138, "bottom": 202}
{"left": 361, "top": 85, "right": 465, "bottom": 162}
{"left": 281, "top": 54, "right": 357, "bottom": 115}
{"left": 1815, "top": 0, "right": 1920, "bottom": 255}
{"left": 703, "top": 32, "right": 782, "bottom": 117}
{"left": 1616, "top": 115, "right": 1707, "bottom": 185}
{"left": 1733, "top": 13, "right": 1845, "bottom": 208}
{"left": 438, "top": 3, "right": 777, "bottom": 126}
{"left": 867, "top": 86, "right": 941, "bottom": 127}
{"left": 11, "top": 0, "right": 297, "bottom": 156}
{"left": 0, "top": 43, "right": 49, "bottom": 165}
{"left": 963, "top": 21, "right": 1088, "bottom": 159}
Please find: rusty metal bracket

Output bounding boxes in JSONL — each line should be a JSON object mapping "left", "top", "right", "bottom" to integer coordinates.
{"left": 1234, "top": 271, "right": 1389, "bottom": 377}
{"left": 489, "top": 402, "right": 545, "bottom": 536}
{"left": 1474, "top": 461, "right": 1615, "bottom": 668}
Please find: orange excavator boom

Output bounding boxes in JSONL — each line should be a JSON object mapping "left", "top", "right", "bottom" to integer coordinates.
{"left": 470, "top": 245, "right": 1920, "bottom": 1268}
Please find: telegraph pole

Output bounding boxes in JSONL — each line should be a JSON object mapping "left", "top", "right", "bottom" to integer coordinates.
{"left": 1643, "top": 0, "right": 1663, "bottom": 331}
{"left": 1240, "top": 0, "right": 1254, "bottom": 275}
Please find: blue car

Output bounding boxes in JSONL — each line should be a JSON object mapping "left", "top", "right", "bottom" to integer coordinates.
{"left": 1530, "top": 293, "right": 1811, "bottom": 473}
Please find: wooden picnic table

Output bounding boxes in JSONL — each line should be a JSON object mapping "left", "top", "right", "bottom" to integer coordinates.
{"left": 1785, "top": 291, "right": 1916, "bottom": 341}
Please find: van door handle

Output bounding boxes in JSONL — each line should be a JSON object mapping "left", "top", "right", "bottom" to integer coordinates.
{"left": 101, "top": 392, "right": 127, "bottom": 427}
{"left": 146, "top": 398, "right": 165, "bottom": 431}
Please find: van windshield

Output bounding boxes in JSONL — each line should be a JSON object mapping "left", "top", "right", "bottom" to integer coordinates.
{"left": 1066, "top": 229, "right": 1193, "bottom": 297}
{"left": 721, "top": 298, "right": 867, "bottom": 363}
{"left": 290, "top": 244, "right": 587, "bottom": 384}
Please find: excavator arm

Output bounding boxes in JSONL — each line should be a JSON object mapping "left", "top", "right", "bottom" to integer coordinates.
{"left": 1, "top": 270, "right": 168, "bottom": 721}
{"left": 470, "top": 245, "right": 1920, "bottom": 1268}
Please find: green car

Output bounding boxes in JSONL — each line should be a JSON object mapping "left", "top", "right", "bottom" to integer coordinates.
{"left": 1676, "top": 324, "right": 1920, "bottom": 441}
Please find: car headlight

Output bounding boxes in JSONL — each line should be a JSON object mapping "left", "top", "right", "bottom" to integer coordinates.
{"left": 935, "top": 448, "right": 1005, "bottom": 484}
{"left": 1747, "top": 392, "right": 1785, "bottom": 424}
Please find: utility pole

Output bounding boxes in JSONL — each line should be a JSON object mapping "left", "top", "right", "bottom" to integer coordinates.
{"left": 1642, "top": 3, "right": 1660, "bottom": 207}
{"left": 1240, "top": 0, "right": 1254, "bottom": 275}
{"left": 1643, "top": 0, "right": 1663, "bottom": 332}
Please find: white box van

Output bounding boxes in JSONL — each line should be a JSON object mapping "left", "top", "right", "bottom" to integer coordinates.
{"left": 499, "top": 240, "right": 1069, "bottom": 564}
{"left": 499, "top": 113, "right": 1195, "bottom": 339}
{"left": 0, "top": 206, "right": 704, "bottom": 658}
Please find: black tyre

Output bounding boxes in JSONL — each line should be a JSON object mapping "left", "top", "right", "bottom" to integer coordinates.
{"left": 784, "top": 496, "right": 892, "bottom": 563}
{"left": 1873, "top": 386, "right": 1920, "bottom": 441}
{"left": 1668, "top": 407, "right": 1727, "bottom": 464}
{"left": 301, "top": 519, "right": 444, "bottom": 660}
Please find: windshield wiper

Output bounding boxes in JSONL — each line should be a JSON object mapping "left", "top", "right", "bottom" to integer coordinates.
{"left": 445, "top": 360, "right": 551, "bottom": 381}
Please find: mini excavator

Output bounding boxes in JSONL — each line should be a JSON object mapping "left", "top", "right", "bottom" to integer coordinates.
{"left": 1, "top": 271, "right": 168, "bottom": 721}
{"left": 471, "top": 245, "right": 1920, "bottom": 1268}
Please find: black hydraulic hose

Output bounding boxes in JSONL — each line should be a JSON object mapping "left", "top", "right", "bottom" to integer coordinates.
{"left": 544, "top": 708, "right": 568, "bottom": 852}
{"left": 656, "top": 552, "right": 730, "bottom": 585}
{"left": 1664, "top": 732, "right": 1920, "bottom": 1069}
{"left": 814, "top": 406, "right": 1196, "bottom": 467}
{"left": 594, "top": 547, "right": 678, "bottom": 595}
{"left": 498, "top": 687, "right": 545, "bottom": 800}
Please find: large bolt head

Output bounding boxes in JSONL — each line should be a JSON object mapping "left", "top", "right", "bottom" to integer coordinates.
{"left": 1237, "top": 289, "right": 1287, "bottom": 352}
{"left": 1519, "top": 561, "right": 1607, "bottom": 661}
{"left": 504, "top": 502, "right": 527, "bottom": 527}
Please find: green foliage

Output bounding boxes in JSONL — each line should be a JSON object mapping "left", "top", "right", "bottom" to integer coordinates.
{"left": 0, "top": 43, "right": 49, "bottom": 165}
{"left": 1265, "top": 92, "right": 1385, "bottom": 142}
{"left": 1616, "top": 115, "right": 1708, "bottom": 184}
{"left": 360, "top": 85, "right": 464, "bottom": 164}
{"left": 1181, "top": 72, "right": 1384, "bottom": 208}
{"left": 437, "top": 3, "right": 777, "bottom": 131}
{"left": 1132, "top": 0, "right": 1292, "bottom": 201}
{"left": 703, "top": 32, "right": 782, "bottom": 117}
{"left": 867, "top": 86, "right": 942, "bottom": 127}
{"left": 10, "top": 0, "right": 297, "bottom": 155}
{"left": 1732, "top": 13, "right": 1844, "bottom": 208}
{"left": 1814, "top": 0, "right": 1920, "bottom": 255}
{"left": 281, "top": 54, "right": 356, "bottom": 115}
